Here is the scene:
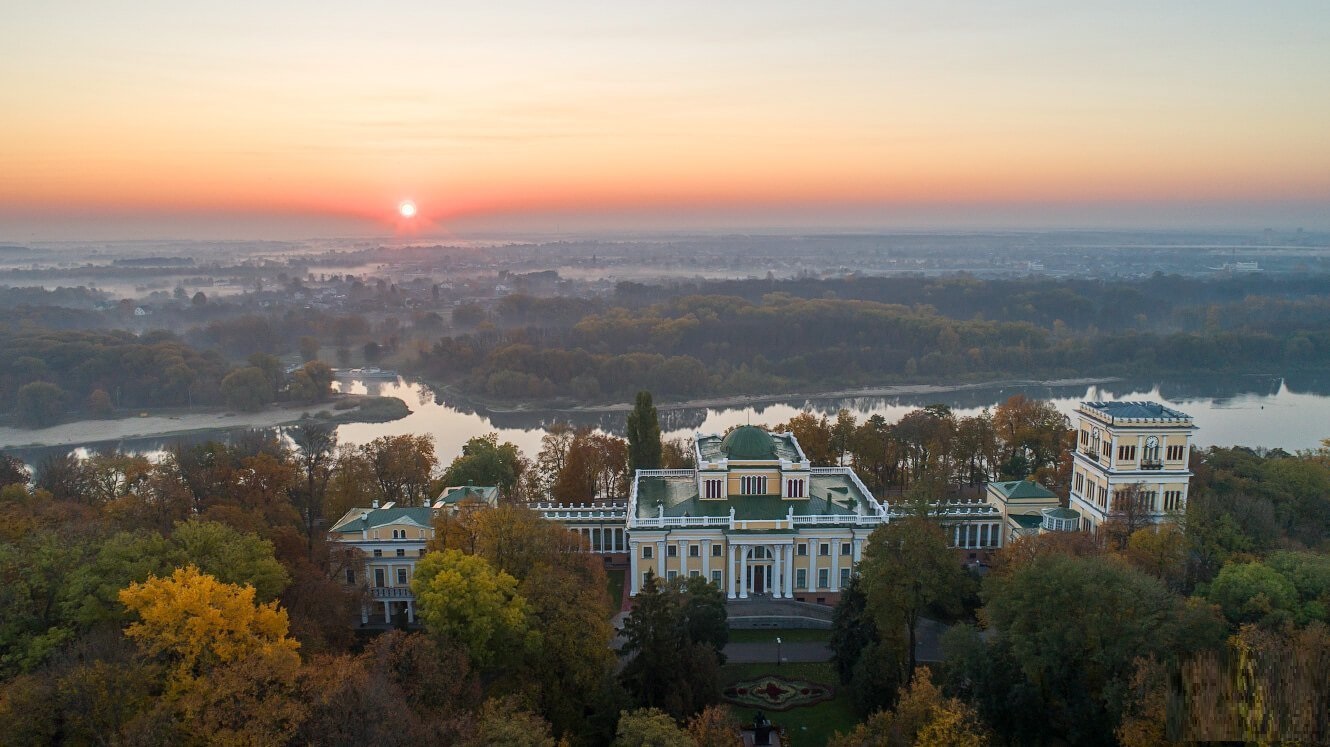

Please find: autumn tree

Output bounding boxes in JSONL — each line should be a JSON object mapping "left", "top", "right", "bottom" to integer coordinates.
{"left": 992, "top": 394, "right": 1069, "bottom": 481}
{"left": 859, "top": 516, "right": 967, "bottom": 680}
{"left": 627, "top": 390, "right": 663, "bottom": 473}
{"left": 290, "top": 422, "right": 337, "bottom": 556}
{"left": 117, "top": 565, "right": 300, "bottom": 692}
{"left": 220, "top": 366, "right": 272, "bottom": 411}
{"left": 15, "top": 381, "right": 66, "bottom": 427}
{"left": 828, "top": 667, "right": 988, "bottom": 747}
{"left": 411, "top": 549, "right": 535, "bottom": 669}
{"left": 613, "top": 707, "right": 693, "bottom": 747}
{"left": 361, "top": 434, "right": 437, "bottom": 506}
{"left": 778, "top": 410, "right": 835, "bottom": 466}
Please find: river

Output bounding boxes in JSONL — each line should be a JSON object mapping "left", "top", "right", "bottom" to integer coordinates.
{"left": 8, "top": 373, "right": 1326, "bottom": 465}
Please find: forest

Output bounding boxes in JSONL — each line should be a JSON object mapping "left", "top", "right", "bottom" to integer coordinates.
{"left": 419, "top": 274, "right": 1330, "bottom": 403}
{"left": 0, "top": 391, "right": 1327, "bottom": 744}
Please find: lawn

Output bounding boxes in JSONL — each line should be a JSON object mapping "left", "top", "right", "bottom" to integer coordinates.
{"left": 605, "top": 568, "right": 625, "bottom": 613}
{"left": 720, "top": 661, "right": 858, "bottom": 747}
{"left": 728, "top": 628, "right": 832, "bottom": 644}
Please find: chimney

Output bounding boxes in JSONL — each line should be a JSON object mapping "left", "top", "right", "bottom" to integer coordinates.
{"left": 372, "top": 499, "right": 379, "bottom": 509}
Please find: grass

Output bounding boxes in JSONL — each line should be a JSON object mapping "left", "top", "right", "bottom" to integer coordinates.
{"left": 605, "top": 568, "right": 625, "bottom": 613}
{"left": 728, "top": 628, "right": 831, "bottom": 644}
{"left": 720, "top": 661, "right": 858, "bottom": 747}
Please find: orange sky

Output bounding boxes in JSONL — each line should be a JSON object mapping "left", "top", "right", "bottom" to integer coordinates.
{"left": 2, "top": 2, "right": 1328, "bottom": 238}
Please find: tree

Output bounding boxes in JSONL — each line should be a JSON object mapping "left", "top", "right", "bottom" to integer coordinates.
{"left": 442, "top": 434, "right": 525, "bottom": 496}
{"left": 1124, "top": 523, "right": 1187, "bottom": 590}
{"left": 992, "top": 394, "right": 1069, "bottom": 482}
{"left": 1206, "top": 560, "right": 1300, "bottom": 627}
{"left": 15, "top": 381, "right": 66, "bottom": 427}
{"left": 1102, "top": 482, "right": 1156, "bottom": 550}
{"left": 289, "top": 361, "right": 334, "bottom": 403}
{"left": 410, "top": 549, "right": 534, "bottom": 669}
{"left": 830, "top": 575, "right": 878, "bottom": 685}
{"left": 220, "top": 366, "right": 272, "bottom": 411}
{"left": 687, "top": 705, "right": 741, "bottom": 747}
{"left": 612, "top": 708, "right": 692, "bottom": 747}
{"left": 619, "top": 573, "right": 722, "bottom": 719}
{"left": 117, "top": 565, "right": 300, "bottom": 692}
{"left": 291, "top": 423, "right": 337, "bottom": 556}
{"left": 859, "top": 516, "right": 967, "bottom": 680}
{"left": 671, "top": 574, "right": 729, "bottom": 657}
{"left": 191, "top": 290, "right": 207, "bottom": 306}
{"left": 778, "top": 410, "right": 835, "bottom": 466}
{"left": 299, "top": 335, "right": 320, "bottom": 363}
{"left": 829, "top": 667, "right": 987, "bottom": 747}
{"left": 462, "top": 697, "right": 558, "bottom": 747}
{"left": 86, "top": 387, "right": 113, "bottom": 417}
{"left": 982, "top": 554, "right": 1214, "bottom": 744}
{"left": 361, "top": 434, "right": 438, "bottom": 506}
{"left": 626, "top": 390, "right": 663, "bottom": 473}
{"left": 0, "top": 452, "right": 30, "bottom": 489}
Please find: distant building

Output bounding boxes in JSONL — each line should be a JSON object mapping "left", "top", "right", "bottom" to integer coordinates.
{"left": 1068, "top": 401, "right": 1195, "bottom": 532}
{"left": 986, "top": 479, "right": 1061, "bottom": 541}
{"left": 328, "top": 502, "right": 432, "bottom": 625}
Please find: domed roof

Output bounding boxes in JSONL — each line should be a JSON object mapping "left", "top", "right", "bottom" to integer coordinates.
{"left": 720, "top": 426, "right": 777, "bottom": 460}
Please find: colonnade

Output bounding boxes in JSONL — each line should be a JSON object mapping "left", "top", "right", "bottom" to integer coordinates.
{"left": 948, "top": 522, "right": 1003, "bottom": 549}
{"left": 628, "top": 536, "right": 866, "bottom": 597}
{"left": 568, "top": 525, "right": 627, "bottom": 553}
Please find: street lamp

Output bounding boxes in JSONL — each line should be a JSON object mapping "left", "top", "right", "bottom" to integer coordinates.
{"left": 776, "top": 636, "right": 782, "bottom": 668}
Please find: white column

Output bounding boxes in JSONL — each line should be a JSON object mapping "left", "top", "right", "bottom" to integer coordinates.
{"left": 953, "top": 524, "right": 960, "bottom": 547}
{"left": 727, "top": 543, "right": 737, "bottom": 599}
{"left": 406, "top": 601, "right": 414, "bottom": 624}
{"left": 852, "top": 537, "right": 863, "bottom": 563}
{"left": 360, "top": 604, "right": 369, "bottom": 625}
{"left": 630, "top": 541, "right": 640, "bottom": 595}
{"left": 739, "top": 544, "right": 749, "bottom": 599}
{"left": 772, "top": 543, "right": 784, "bottom": 599}
{"left": 809, "top": 541, "right": 818, "bottom": 591}
{"left": 785, "top": 542, "right": 795, "bottom": 597}
{"left": 382, "top": 601, "right": 391, "bottom": 624}
{"left": 702, "top": 540, "right": 712, "bottom": 580}
{"left": 830, "top": 539, "right": 841, "bottom": 592}
{"left": 657, "top": 539, "right": 667, "bottom": 580}
{"left": 679, "top": 539, "right": 689, "bottom": 577}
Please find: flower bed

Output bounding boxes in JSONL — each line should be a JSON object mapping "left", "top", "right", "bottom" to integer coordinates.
{"left": 721, "top": 675, "right": 834, "bottom": 711}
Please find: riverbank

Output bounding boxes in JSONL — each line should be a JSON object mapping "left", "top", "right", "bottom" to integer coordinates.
{"left": 0, "top": 394, "right": 410, "bottom": 450}
{"left": 438, "top": 376, "right": 1121, "bottom": 415}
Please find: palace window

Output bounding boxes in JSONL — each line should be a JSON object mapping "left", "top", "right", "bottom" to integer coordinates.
{"left": 796, "top": 569, "right": 808, "bottom": 589}
{"left": 786, "top": 479, "right": 805, "bottom": 498}
{"left": 1167, "top": 444, "right": 1186, "bottom": 461}
{"left": 374, "top": 569, "right": 385, "bottom": 588}
{"left": 1164, "top": 490, "right": 1184, "bottom": 511}
{"left": 740, "top": 475, "right": 768, "bottom": 495}
{"left": 667, "top": 545, "right": 678, "bottom": 557}
{"left": 704, "top": 479, "right": 723, "bottom": 499}
{"left": 1074, "top": 472, "right": 1085, "bottom": 493}
{"left": 689, "top": 544, "right": 700, "bottom": 557}
{"left": 797, "top": 543, "right": 808, "bottom": 556}
{"left": 642, "top": 546, "right": 653, "bottom": 559}
{"left": 1080, "top": 429, "right": 1089, "bottom": 446}
{"left": 345, "top": 569, "right": 355, "bottom": 584}
{"left": 818, "top": 569, "right": 830, "bottom": 589}
{"left": 1117, "top": 444, "right": 1136, "bottom": 461}
{"left": 689, "top": 570, "right": 700, "bottom": 578}
{"left": 711, "top": 570, "right": 722, "bottom": 585}
{"left": 373, "top": 549, "right": 382, "bottom": 557}
{"left": 396, "top": 568, "right": 407, "bottom": 585}
{"left": 819, "top": 543, "right": 830, "bottom": 557}
{"left": 841, "top": 542, "right": 851, "bottom": 556}
{"left": 667, "top": 570, "right": 677, "bottom": 581}
{"left": 396, "top": 548, "right": 405, "bottom": 557}
{"left": 419, "top": 549, "right": 427, "bottom": 557}
{"left": 840, "top": 568, "right": 852, "bottom": 587}
{"left": 712, "top": 544, "right": 723, "bottom": 557}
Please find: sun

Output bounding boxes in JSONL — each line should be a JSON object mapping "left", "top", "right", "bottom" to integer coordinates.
{"left": 398, "top": 200, "right": 417, "bottom": 218}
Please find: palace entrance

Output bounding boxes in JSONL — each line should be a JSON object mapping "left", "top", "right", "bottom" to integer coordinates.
{"left": 747, "top": 564, "right": 772, "bottom": 595}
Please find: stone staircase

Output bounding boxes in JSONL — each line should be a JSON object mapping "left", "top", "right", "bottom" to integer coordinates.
{"left": 726, "top": 597, "right": 834, "bottom": 629}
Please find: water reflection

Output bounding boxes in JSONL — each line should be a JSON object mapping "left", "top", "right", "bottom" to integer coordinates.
{"left": 10, "top": 373, "right": 1327, "bottom": 465}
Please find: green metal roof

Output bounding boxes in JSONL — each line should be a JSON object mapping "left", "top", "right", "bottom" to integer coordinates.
{"left": 437, "top": 485, "right": 498, "bottom": 505}
{"left": 720, "top": 426, "right": 778, "bottom": 460}
{"left": 988, "top": 479, "right": 1057, "bottom": 502}
{"left": 1010, "top": 514, "right": 1044, "bottom": 529}
{"left": 635, "top": 474, "right": 869, "bottom": 521}
{"left": 329, "top": 506, "right": 434, "bottom": 533}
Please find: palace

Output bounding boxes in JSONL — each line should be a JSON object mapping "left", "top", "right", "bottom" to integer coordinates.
{"left": 329, "top": 401, "right": 1196, "bottom": 623}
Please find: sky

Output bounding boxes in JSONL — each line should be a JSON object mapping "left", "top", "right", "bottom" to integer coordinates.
{"left": 1, "top": 1, "right": 1328, "bottom": 240}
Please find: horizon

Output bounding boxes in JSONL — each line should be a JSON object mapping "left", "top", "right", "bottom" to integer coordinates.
{"left": 3, "top": 2, "right": 1329, "bottom": 240}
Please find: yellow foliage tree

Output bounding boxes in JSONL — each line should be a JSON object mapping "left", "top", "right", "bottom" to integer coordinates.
{"left": 118, "top": 565, "right": 300, "bottom": 691}
{"left": 829, "top": 668, "right": 988, "bottom": 747}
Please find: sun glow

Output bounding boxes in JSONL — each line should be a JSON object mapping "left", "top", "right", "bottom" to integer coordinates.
{"left": 398, "top": 200, "right": 417, "bottom": 218}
